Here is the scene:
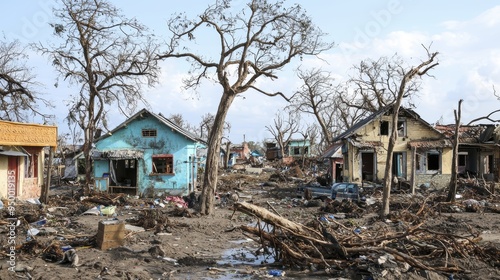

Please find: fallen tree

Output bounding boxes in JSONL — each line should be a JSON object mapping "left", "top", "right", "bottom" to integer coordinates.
{"left": 233, "top": 201, "right": 500, "bottom": 276}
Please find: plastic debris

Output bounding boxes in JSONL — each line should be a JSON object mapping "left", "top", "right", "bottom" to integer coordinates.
{"left": 268, "top": 269, "right": 285, "bottom": 277}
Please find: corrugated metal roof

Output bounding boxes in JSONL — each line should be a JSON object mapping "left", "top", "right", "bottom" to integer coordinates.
{"left": 0, "top": 150, "right": 28, "bottom": 157}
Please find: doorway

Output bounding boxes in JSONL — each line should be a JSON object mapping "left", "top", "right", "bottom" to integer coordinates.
{"left": 361, "top": 152, "right": 375, "bottom": 181}
{"left": 109, "top": 159, "right": 138, "bottom": 195}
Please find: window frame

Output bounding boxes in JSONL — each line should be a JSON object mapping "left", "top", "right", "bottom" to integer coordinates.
{"left": 151, "top": 154, "right": 174, "bottom": 175}
{"left": 380, "top": 120, "right": 389, "bottom": 136}
{"left": 397, "top": 118, "right": 406, "bottom": 137}
{"left": 142, "top": 129, "right": 157, "bottom": 137}
{"left": 415, "top": 149, "right": 442, "bottom": 174}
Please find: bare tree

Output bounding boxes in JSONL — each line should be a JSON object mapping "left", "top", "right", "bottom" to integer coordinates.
{"left": 380, "top": 48, "right": 439, "bottom": 218}
{"left": 169, "top": 113, "right": 187, "bottom": 128}
{"left": 266, "top": 111, "right": 300, "bottom": 161}
{"left": 340, "top": 54, "right": 425, "bottom": 115}
{"left": 35, "top": 0, "right": 160, "bottom": 194}
{"left": 0, "top": 39, "right": 52, "bottom": 122}
{"left": 466, "top": 87, "right": 500, "bottom": 124}
{"left": 159, "top": 0, "right": 333, "bottom": 215}
{"left": 287, "top": 68, "right": 340, "bottom": 147}
{"left": 336, "top": 93, "right": 369, "bottom": 129}
{"left": 198, "top": 112, "right": 231, "bottom": 141}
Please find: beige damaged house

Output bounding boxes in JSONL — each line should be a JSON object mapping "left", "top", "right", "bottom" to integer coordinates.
{"left": 334, "top": 106, "right": 453, "bottom": 189}
{"left": 0, "top": 120, "right": 57, "bottom": 200}
{"left": 435, "top": 124, "right": 500, "bottom": 181}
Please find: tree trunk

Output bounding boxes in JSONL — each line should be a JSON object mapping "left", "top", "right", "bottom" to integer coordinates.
{"left": 381, "top": 109, "right": 398, "bottom": 218}
{"left": 200, "top": 91, "right": 236, "bottom": 215}
{"left": 224, "top": 141, "right": 231, "bottom": 170}
{"left": 83, "top": 92, "right": 96, "bottom": 195}
{"left": 447, "top": 99, "right": 463, "bottom": 202}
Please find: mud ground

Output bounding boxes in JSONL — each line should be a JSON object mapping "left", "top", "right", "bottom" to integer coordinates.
{"left": 1, "top": 171, "right": 500, "bottom": 280}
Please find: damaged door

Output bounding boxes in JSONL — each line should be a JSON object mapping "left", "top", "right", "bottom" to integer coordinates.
{"left": 392, "top": 152, "right": 406, "bottom": 178}
{"left": 109, "top": 159, "right": 138, "bottom": 195}
{"left": 361, "top": 152, "right": 376, "bottom": 181}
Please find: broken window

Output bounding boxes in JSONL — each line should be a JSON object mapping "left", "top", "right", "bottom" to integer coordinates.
{"left": 416, "top": 150, "right": 441, "bottom": 174}
{"left": 380, "top": 121, "right": 389, "bottom": 135}
{"left": 427, "top": 152, "right": 440, "bottom": 171}
{"left": 458, "top": 152, "right": 468, "bottom": 173}
{"left": 293, "top": 147, "right": 301, "bottom": 155}
{"left": 152, "top": 154, "right": 174, "bottom": 174}
{"left": 397, "top": 118, "right": 406, "bottom": 137}
{"left": 142, "top": 129, "right": 157, "bottom": 137}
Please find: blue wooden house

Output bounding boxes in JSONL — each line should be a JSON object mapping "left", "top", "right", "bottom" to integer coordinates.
{"left": 92, "top": 109, "right": 204, "bottom": 196}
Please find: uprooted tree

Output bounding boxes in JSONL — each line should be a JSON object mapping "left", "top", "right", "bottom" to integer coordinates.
{"left": 159, "top": 0, "right": 333, "bottom": 215}
{"left": 35, "top": 0, "right": 160, "bottom": 194}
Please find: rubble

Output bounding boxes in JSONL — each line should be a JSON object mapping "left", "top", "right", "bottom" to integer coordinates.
{"left": 0, "top": 170, "right": 499, "bottom": 279}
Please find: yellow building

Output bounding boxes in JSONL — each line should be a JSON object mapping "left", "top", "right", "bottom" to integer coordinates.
{"left": 0, "top": 120, "right": 57, "bottom": 200}
{"left": 335, "top": 106, "right": 452, "bottom": 189}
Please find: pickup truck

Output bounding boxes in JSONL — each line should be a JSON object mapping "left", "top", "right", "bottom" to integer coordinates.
{"left": 296, "top": 183, "right": 332, "bottom": 200}
{"left": 298, "top": 182, "right": 364, "bottom": 202}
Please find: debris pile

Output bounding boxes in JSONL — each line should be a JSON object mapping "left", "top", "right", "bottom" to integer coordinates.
{"left": 234, "top": 200, "right": 500, "bottom": 278}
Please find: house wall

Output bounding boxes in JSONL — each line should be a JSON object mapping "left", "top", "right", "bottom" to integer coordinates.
{"left": 0, "top": 156, "right": 8, "bottom": 199}
{"left": 94, "top": 116, "right": 198, "bottom": 196}
{"left": 287, "top": 140, "right": 311, "bottom": 157}
{"left": 344, "top": 114, "right": 452, "bottom": 188}
{"left": 0, "top": 151, "right": 43, "bottom": 200}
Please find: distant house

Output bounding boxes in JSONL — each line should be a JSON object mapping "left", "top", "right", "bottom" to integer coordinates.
{"left": 286, "top": 139, "right": 311, "bottom": 158}
{"left": 264, "top": 141, "right": 281, "bottom": 161}
{"left": 229, "top": 142, "right": 250, "bottom": 165}
{"left": 334, "top": 106, "right": 453, "bottom": 189}
{"left": 264, "top": 138, "right": 311, "bottom": 161}
{"left": 435, "top": 124, "right": 500, "bottom": 181}
{"left": 0, "top": 120, "right": 57, "bottom": 199}
{"left": 92, "top": 109, "right": 204, "bottom": 196}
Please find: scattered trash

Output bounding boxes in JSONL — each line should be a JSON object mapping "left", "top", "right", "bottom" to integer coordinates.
{"left": 125, "top": 224, "right": 145, "bottom": 233}
{"left": 27, "top": 228, "right": 40, "bottom": 238}
{"left": 100, "top": 205, "right": 116, "bottom": 216}
{"left": 268, "top": 269, "right": 285, "bottom": 277}
{"left": 165, "top": 196, "right": 188, "bottom": 208}
{"left": 30, "top": 218, "right": 47, "bottom": 227}
{"left": 81, "top": 206, "right": 101, "bottom": 216}
{"left": 26, "top": 198, "right": 41, "bottom": 205}
{"left": 160, "top": 256, "right": 178, "bottom": 265}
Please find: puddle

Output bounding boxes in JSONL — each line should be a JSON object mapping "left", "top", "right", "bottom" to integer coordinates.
{"left": 217, "top": 246, "right": 275, "bottom": 266}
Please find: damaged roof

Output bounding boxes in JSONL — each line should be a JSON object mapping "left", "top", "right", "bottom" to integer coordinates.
{"left": 332, "top": 105, "right": 443, "bottom": 142}
{"left": 96, "top": 108, "right": 205, "bottom": 144}
{"left": 435, "top": 124, "right": 500, "bottom": 144}
{"left": 408, "top": 139, "right": 452, "bottom": 149}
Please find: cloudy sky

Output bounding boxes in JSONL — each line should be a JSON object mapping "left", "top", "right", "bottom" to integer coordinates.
{"left": 1, "top": 1, "right": 499, "bottom": 144}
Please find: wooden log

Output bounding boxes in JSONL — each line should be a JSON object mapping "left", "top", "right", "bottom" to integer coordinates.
{"left": 234, "top": 201, "right": 323, "bottom": 239}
